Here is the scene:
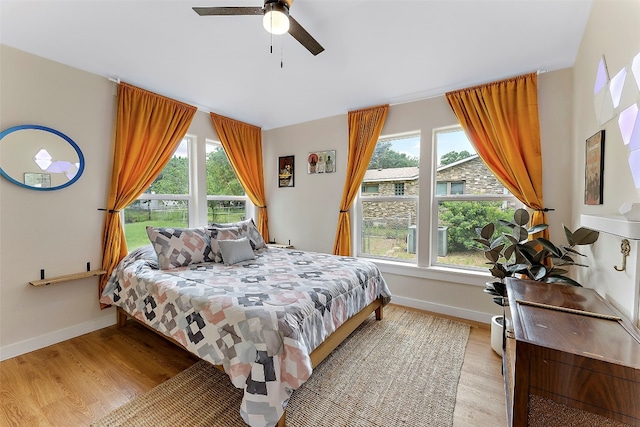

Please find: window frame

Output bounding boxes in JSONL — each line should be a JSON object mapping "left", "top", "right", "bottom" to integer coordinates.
{"left": 436, "top": 180, "right": 466, "bottom": 195}
{"left": 356, "top": 193, "right": 419, "bottom": 263}
{"left": 128, "top": 136, "right": 194, "bottom": 229}
{"left": 123, "top": 134, "right": 250, "bottom": 245}
{"left": 353, "top": 126, "right": 522, "bottom": 288}
{"left": 431, "top": 126, "right": 521, "bottom": 270}
{"left": 355, "top": 131, "right": 420, "bottom": 264}
{"left": 430, "top": 193, "right": 520, "bottom": 269}
{"left": 362, "top": 183, "right": 379, "bottom": 194}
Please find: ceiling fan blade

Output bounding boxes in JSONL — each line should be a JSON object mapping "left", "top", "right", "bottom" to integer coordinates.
{"left": 288, "top": 16, "right": 324, "bottom": 56}
{"left": 193, "top": 7, "right": 263, "bottom": 16}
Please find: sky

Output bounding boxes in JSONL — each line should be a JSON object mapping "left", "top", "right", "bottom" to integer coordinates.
{"left": 172, "top": 129, "right": 474, "bottom": 164}
{"left": 388, "top": 128, "right": 474, "bottom": 164}
{"left": 173, "top": 139, "right": 221, "bottom": 158}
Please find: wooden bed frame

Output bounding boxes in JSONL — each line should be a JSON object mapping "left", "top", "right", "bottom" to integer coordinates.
{"left": 116, "top": 297, "right": 384, "bottom": 427}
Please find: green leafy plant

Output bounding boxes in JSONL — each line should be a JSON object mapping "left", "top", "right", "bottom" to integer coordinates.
{"left": 439, "top": 200, "right": 514, "bottom": 252}
{"left": 474, "top": 208, "right": 600, "bottom": 305}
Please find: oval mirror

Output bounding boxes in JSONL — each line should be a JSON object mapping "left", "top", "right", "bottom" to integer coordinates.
{"left": 0, "top": 125, "right": 85, "bottom": 191}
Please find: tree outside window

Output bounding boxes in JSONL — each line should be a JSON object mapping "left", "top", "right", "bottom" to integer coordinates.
{"left": 123, "top": 137, "right": 246, "bottom": 250}
{"left": 357, "top": 127, "right": 519, "bottom": 271}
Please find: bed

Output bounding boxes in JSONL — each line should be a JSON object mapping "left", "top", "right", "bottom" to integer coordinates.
{"left": 100, "top": 221, "right": 391, "bottom": 427}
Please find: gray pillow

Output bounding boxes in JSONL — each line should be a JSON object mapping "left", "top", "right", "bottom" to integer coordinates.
{"left": 210, "top": 218, "right": 267, "bottom": 250}
{"left": 146, "top": 226, "right": 213, "bottom": 270}
{"left": 218, "top": 237, "right": 256, "bottom": 265}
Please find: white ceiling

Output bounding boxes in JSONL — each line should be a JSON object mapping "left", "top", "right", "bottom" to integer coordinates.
{"left": 0, "top": 0, "right": 593, "bottom": 130}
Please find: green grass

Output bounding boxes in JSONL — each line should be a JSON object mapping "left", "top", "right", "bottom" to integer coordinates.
{"left": 208, "top": 211, "right": 245, "bottom": 224}
{"left": 126, "top": 218, "right": 487, "bottom": 270}
{"left": 124, "top": 219, "right": 188, "bottom": 250}
{"left": 123, "top": 209, "right": 246, "bottom": 251}
{"left": 363, "top": 236, "right": 416, "bottom": 260}
{"left": 438, "top": 251, "right": 487, "bottom": 268}
{"left": 363, "top": 235, "right": 488, "bottom": 268}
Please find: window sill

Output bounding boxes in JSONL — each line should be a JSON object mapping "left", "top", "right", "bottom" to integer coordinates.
{"left": 369, "top": 258, "right": 491, "bottom": 287}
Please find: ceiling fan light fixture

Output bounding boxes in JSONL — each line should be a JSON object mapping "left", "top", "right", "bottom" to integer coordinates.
{"left": 263, "top": 2, "right": 290, "bottom": 35}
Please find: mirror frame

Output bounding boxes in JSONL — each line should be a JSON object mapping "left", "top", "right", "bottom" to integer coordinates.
{"left": 0, "top": 124, "right": 85, "bottom": 191}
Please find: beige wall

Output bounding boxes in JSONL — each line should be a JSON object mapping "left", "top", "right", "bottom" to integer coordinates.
{"left": 572, "top": 0, "right": 640, "bottom": 217}
{"left": 0, "top": 45, "right": 221, "bottom": 359}
{"left": 264, "top": 71, "right": 575, "bottom": 321}
{"left": 0, "top": 45, "right": 115, "bottom": 359}
{"left": 571, "top": 0, "right": 640, "bottom": 321}
{"left": 1, "top": 0, "right": 637, "bottom": 358}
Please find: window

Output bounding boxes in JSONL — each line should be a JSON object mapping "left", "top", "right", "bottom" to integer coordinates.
{"left": 205, "top": 140, "right": 246, "bottom": 225}
{"left": 434, "top": 127, "right": 519, "bottom": 270}
{"left": 123, "top": 136, "right": 247, "bottom": 250}
{"left": 436, "top": 181, "right": 465, "bottom": 195}
{"left": 362, "top": 183, "right": 379, "bottom": 194}
{"left": 357, "top": 133, "right": 420, "bottom": 262}
{"left": 123, "top": 138, "right": 190, "bottom": 250}
{"left": 450, "top": 181, "right": 464, "bottom": 195}
{"left": 356, "top": 126, "right": 520, "bottom": 275}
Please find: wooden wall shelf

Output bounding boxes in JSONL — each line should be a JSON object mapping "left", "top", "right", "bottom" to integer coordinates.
{"left": 30, "top": 269, "right": 107, "bottom": 287}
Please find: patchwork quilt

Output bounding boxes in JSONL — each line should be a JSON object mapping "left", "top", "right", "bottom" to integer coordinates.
{"left": 100, "top": 245, "right": 391, "bottom": 427}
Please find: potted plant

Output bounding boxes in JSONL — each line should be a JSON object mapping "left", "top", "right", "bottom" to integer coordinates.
{"left": 474, "top": 208, "right": 600, "bottom": 354}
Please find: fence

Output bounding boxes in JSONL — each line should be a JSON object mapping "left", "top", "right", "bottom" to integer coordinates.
{"left": 361, "top": 215, "right": 415, "bottom": 259}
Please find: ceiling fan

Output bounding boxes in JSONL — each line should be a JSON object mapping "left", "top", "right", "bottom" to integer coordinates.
{"left": 193, "top": 0, "right": 325, "bottom": 56}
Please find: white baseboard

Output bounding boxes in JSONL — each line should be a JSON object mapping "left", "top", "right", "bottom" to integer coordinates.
{"left": 390, "top": 295, "right": 494, "bottom": 325}
{"left": 0, "top": 300, "right": 491, "bottom": 361}
{"left": 0, "top": 314, "right": 116, "bottom": 362}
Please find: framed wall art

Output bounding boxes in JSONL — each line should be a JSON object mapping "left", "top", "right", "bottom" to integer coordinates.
{"left": 278, "top": 155, "right": 294, "bottom": 187}
{"left": 307, "top": 150, "right": 335, "bottom": 174}
{"left": 584, "top": 130, "right": 605, "bottom": 205}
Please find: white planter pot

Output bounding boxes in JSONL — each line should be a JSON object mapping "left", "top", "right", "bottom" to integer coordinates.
{"left": 491, "top": 315, "right": 503, "bottom": 356}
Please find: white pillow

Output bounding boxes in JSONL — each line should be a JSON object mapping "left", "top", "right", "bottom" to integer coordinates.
{"left": 218, "top": 237, "right": 256, "bottom": 265}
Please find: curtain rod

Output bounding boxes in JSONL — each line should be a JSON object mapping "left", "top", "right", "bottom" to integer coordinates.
{"left": 389, "top": 68, "right": 550, "bottom": 107}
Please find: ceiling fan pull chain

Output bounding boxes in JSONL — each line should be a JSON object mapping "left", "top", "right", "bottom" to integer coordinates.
{"left": 281, "top": 43, "right": 284, "bottom": 69}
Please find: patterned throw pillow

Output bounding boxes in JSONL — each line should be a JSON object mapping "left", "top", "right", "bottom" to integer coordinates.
{"left": 146, "top": 226, "right": 213, "bottom": 270}
{"left": 208, "top": 226, "right": 241, "bottom": 263}
{"left": 210, "top": 218, "right": 267, "bottom": 250}
{"left": 218, "top": 237, "right": 256, "bottom": 265}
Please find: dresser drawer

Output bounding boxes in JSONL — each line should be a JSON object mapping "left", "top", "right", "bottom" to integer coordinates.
{"left": 529, "top": 355, "right": 640, "bottom": 420}
{"left": 505, "top": 278, "right": 640, "bottom": 426}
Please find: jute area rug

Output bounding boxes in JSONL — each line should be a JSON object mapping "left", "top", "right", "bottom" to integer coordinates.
{"left": 93, "top": 305, "right": 470, "bottom": 427}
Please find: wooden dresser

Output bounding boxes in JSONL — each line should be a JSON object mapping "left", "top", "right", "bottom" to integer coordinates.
{"left": 504, "top": 278, "right": 640, "bottom": 426}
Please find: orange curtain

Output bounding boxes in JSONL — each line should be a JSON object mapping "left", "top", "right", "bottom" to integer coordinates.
{"left": 445, "top": 73, "right": 549, "bottom": 239}
{"left": 333, "top": 105, "right": 389, "bottom": 256}
{"left": 209, "top": 113, "right": 269, "bottom": 241}
{"left": 99, "top": 83, "right": 197, "bottom": 304}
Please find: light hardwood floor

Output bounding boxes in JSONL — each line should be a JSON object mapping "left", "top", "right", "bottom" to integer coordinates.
{"left": 0, "top": 306, "right": 506, "bottom": 426}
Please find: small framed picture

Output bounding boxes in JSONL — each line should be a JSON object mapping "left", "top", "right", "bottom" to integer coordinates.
{"left": 278, "top": 155, "right": 295, "bottom": 187}
{"left": 584, "top": 130, "right": 605, "bottom": 205}
{"left": 24, "top": 173, "right": 51, "bottom": 188}
{"left": 307, "top": 150, "right": 336, "bottom": 174}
